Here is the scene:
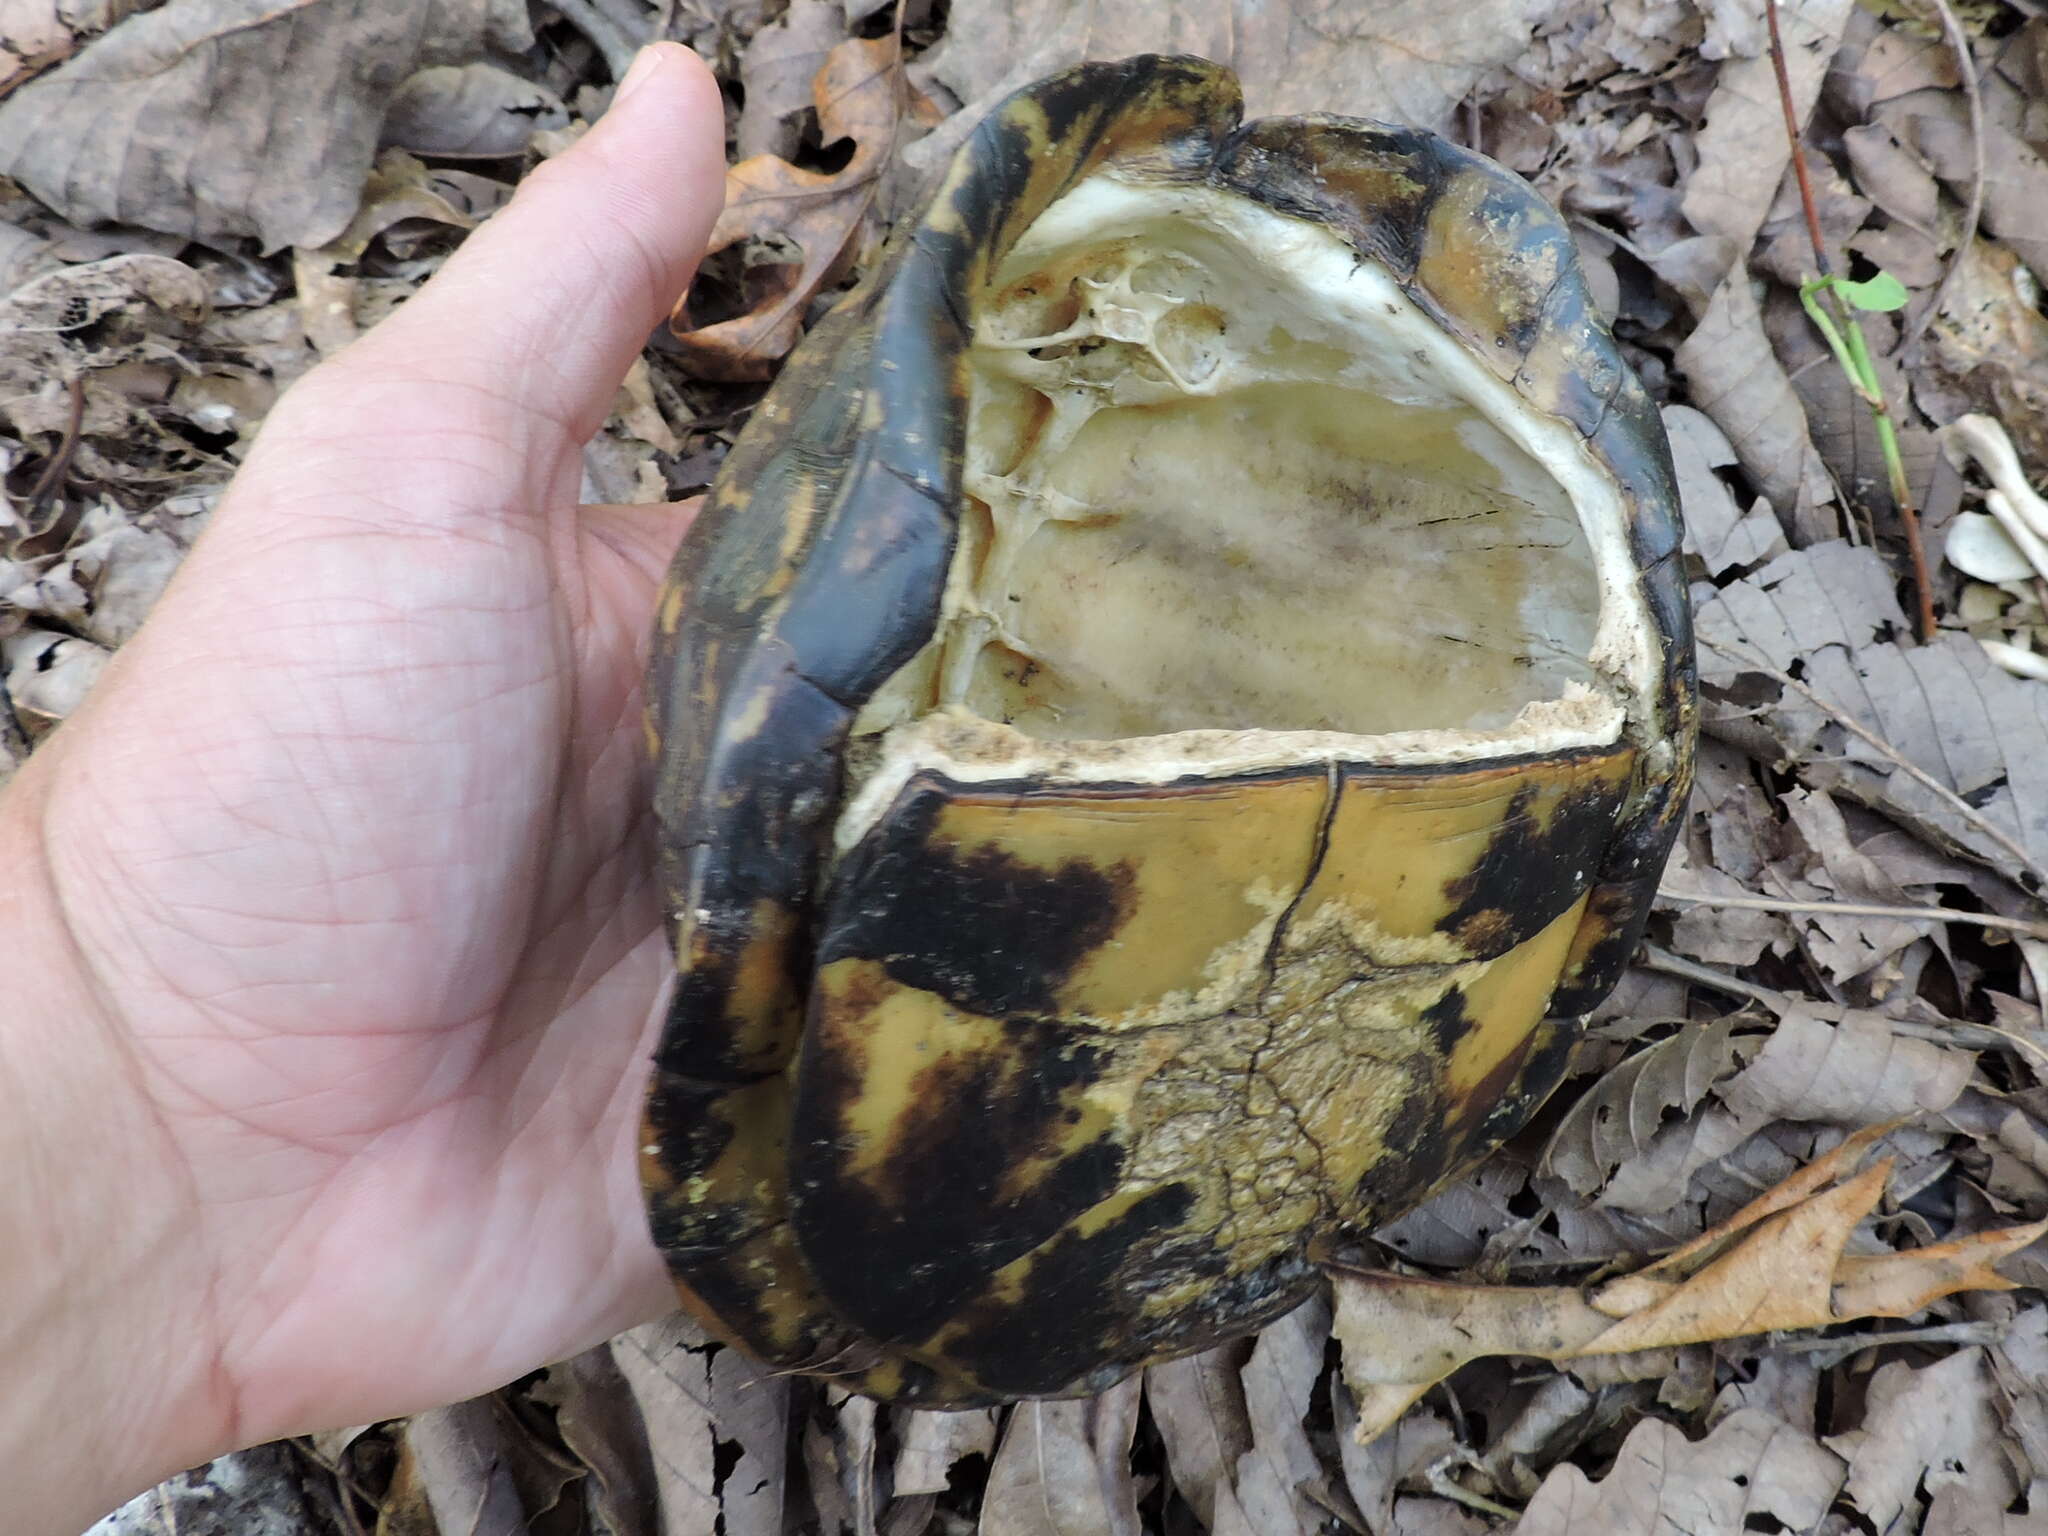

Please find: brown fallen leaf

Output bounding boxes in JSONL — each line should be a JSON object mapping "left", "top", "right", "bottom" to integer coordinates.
{"left": 1333, "top": 1127, "right": 2047, "bottom": 1441}
{"left": 1232, "top": 1298, "right": 1332, "bottom": 1536}
{"left": 1666, "top": 403, "right": 1789, "bottom": 578}
{"left": 891, "top": 1404, "right": 998, "bottom": 1498}
{"left": 1916, "top": 237, "right": 2048, "bottom": 480}
{"left": 671, "top": 36, "right": 898, "bottom": 381}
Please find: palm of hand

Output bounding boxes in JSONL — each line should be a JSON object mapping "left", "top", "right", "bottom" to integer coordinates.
{"left": 13, "top": 56, "right": 725, "bottom": 1444}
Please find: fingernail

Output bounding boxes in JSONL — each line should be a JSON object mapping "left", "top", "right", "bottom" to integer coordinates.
{"left": 615, "top": 44, "right": 666, "bottom": 105}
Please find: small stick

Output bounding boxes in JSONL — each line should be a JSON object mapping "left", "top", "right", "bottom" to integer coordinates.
{"left": 1658, "top": 888, "right": 2048, "bottom": 942}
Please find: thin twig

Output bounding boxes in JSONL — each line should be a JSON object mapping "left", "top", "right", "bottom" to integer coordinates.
{"left": 1659, "top": 887, "right": 2048, "bottom": 941}
{"left": 1697, "top": 633, "right": 2048, "bottom": 889}
{"left": 1764, "top": 0, "right": 1938, "bottom": 641}
{"left": 1902, "top": 0, "right": 1986, "bottom": 353}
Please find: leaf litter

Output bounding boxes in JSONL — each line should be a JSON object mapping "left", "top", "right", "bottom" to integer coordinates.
{"left": 27, "top": 0, "right": 2048, "bottom": 1532}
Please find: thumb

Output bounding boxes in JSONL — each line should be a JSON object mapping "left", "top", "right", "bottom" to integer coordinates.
{"left": 261, "top": 43, "right": 725, "bottom": 477}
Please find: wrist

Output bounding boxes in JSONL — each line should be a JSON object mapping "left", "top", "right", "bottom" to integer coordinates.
{"left": 0, "top": 753, "right": 235, "bottom": 1535}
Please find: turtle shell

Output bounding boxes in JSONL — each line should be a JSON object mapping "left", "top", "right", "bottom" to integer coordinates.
{"left": 644, "top": 53, "right": 1695, "bottom": 1406}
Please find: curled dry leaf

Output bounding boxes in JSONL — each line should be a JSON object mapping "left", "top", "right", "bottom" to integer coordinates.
{"left": 1332, "top": 1128, "right": 2047, "bottom": 1441}
{"left": 394, "top": 1398, "right": 532, "bottom": 1533}
{"left": 0, "top": 0, "right": 533, "bottom": 251}
{"left": 2, "top": 627, "right": 108, "bottom": 734}
{"left": 538, "top": 1346, "right": 662, "bottom": 1536}
{"left": 1231, "top": 1298, "right": 1331, "bottom": 1536}
{"left": 0, "top": 0, "right": 152, "bottom": 97}
{"left": 80, "top": 1443, "right": 318, "bottom": 1535}
{"left": 1541, "top": 1015, "right": 1747, "bottom": 1201}
{"left": 293, "top": 150, "right": 486, "bottom": 355}
{"left": 1917, "top": 238, "right": 2048, "bottom": 479}
{"left": 1666, "top": 404, "right": 1788, "bottom": 578}
{"left": 671, "top": 36, "right": 898, "bottom": 381}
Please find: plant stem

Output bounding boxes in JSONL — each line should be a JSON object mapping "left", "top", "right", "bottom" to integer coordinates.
{"left": 1763, "top": 0, "right": 1938, "bottom": 641}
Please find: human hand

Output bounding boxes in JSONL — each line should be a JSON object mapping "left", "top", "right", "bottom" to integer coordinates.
{"left": 0, "top": 43, "right": 723, "bottom": 1533}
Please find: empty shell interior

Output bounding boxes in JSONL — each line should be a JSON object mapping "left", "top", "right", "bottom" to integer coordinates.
{"left": 843, "top": 171, "right": 1659, "bottom": 848}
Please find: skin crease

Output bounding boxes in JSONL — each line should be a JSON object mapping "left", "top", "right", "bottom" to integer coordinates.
{"left": 0, "top": 44, "right": 725, "bottom": 1535}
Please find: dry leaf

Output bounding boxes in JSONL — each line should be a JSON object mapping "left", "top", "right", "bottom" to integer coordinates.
{"left": 80, "top": 1444, "right": 318, "bottom": 1536}
{"left": 1840, "top": 121, "right": 1940, "bottom": 235}
{"left": 1679, "top": 0, "right": 1855, "bottom": 267}
{"left": 672, "top": 36, "right": 896, "bottom": 380}
{"left": 1333, "top": 1394, "right": 1462, "bottom": 1536}
{"left": 893, "top": 1406, "right": 999, "bottom": 1497}
{"left": 0, "top": 0, "right": 150, "bottom": 97}
{"left": 980, "top": 1376, "right": 1144, "bottom": 1536}
{"left": 1516, "top": 1409, "right": 1845, "bottom": 1535}
{"left": 1332, "top": 1131, "right": 2046, "bottom": 1440}
{"left": 0, "top": 0, "right": 533, "bottom": 250}
{"left": 1666, "top": 403, "right": 1789, "bottom": 577}
{"left": 1375, "top": 1155, "right": 1569, "bottom": 1268}
{"left": 1676, "top": 266, "right": 1838, "bottom": 543}
{"left": 1540, "top": 1016, "right": 1747, "bottom": 1202}
{"left": 379, "top": 62, "right": 568, "bottom": 159}
{"left": 540, "top": 1346, "right": 661, "bottom": 1536}
{"left": 398, "top": 1399, "right": 530, "bottom": 1533}
{"left": 1722, "top": 1007, "right": 1974, "bottom": 1127}
{"left": 2, "top": 626, "right": 108, "bottom": 733}
{"left": 1825, "top": 1349, "right": 2020, "bottom": 1530}
{"left": 907, "top": 0, "right": 1555, "bottom": 189}
{"left": 1916, "top": 237, "right": 2048, "bottom": 480}
{"left": 736, "top": 0, "right": 849, "bottom": 160}
{"left": 1696, "top": 541, "right": 2048, "bottom": 882}
{"left": 1232, "top": 1298, "right": 1331, "bottom": 1536}
{"left": 610, "top": 1316, "right": 788, "bottom": 1536}
{"left": 1878, "top": 63, "right": 2048, "bottom": 291}
{"left": 1144, "top": 1343, "right": 1254, "bottom": 1533}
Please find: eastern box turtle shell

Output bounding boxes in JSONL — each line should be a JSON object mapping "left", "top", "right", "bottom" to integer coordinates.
{"left": 644, "top": 54, "right": 1696, "bottom": 1407}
